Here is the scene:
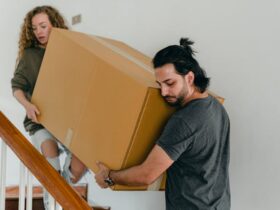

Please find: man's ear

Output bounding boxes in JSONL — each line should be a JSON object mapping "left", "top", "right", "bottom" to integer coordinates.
{"left": 184, "top": 71, "right": 195, "bottom": 85}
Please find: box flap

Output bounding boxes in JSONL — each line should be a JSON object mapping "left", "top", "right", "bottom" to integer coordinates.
{"left": 57, "top": 28, "right": 158, "bottom": 88}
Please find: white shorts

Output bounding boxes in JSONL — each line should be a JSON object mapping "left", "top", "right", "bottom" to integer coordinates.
{"left": 30, "top": 128, "right": 70, "bottom": 154}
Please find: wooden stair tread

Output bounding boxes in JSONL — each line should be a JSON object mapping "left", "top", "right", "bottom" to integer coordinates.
{"left": 6, "top": 184, "right": 88, "bottom": 200}
{"left": 6, "top": 185, "right": 111, "bottom": 209}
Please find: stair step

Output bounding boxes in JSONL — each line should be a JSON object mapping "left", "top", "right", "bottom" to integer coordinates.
{"left": 92, "top": 206, "right": 111, "bottom": 210}
{"left": 5, "top": 198, "right": 44, "bottom": 210}
{"left": 5, "top": 185, "right": 110, "bottom": 210}
{"left": 6, "top": 184, "right": 87, "bottom": 199}
{"left": 5, "top": 185, "right": 88, "bottom": 210}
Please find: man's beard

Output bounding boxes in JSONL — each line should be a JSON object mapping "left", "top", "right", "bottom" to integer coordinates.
{"left": 163, "top": 85, "right": 188, "bottom": 107}
{"left": 163, "top": 95, "right": 185, "bottom": 107}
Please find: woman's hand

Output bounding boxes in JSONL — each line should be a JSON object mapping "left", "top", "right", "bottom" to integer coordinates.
{"left": 25, "top": 102, "right": 40, "bottom": 123}
{"left": 13, "top": 89, "right": 40, "bottom": 123}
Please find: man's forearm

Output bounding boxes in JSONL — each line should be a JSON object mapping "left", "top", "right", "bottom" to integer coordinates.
{"left": 95, "top": 145, "right": 173, "bottom": 188}
{"left": 110, "top": 164, "right": 155, "bottom": 186}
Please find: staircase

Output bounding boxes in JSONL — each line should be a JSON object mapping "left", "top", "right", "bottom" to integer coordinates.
{"left": 5, "top": 185, "right": 88, "bottom": 210}
{"left": 0, "top": 111, "right": 110, "bottom": 210}
{"left": 6, "top": 186, "right": 45, "bottom": 210}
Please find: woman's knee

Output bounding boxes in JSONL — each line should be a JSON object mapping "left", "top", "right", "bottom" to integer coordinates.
{"left": 70, "top": 155, "right": 87, "bottom": 183}
{"left": 31, "top": 129, "right": 59, "bottom": 157}
{"left": 41, "top": 139, "right": 59, "bottom": 157}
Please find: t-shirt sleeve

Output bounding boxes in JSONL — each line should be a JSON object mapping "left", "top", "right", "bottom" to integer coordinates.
{"left": 11, "top": 55, "right": 31, "bottom": 93}
{"left": 157, "top": 116, "right": 193, "bottom": 161}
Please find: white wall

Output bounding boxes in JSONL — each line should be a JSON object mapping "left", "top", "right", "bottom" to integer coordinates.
{"left": 1, "top": 0, "right": 279, "bottom": 209}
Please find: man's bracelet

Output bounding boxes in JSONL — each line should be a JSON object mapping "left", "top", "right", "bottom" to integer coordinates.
{"left": 104, "top": 170, "right": 115, "bottom": 186}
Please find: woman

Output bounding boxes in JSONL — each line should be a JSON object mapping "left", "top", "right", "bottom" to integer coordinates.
{"left": 11, "top": 5, "right": 87, "bottom": 209}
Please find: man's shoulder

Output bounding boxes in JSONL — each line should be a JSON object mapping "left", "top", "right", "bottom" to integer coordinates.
{"left": 175, "top": 95, "right": 229, "bottom": 124}
{"left": 176, "top": 96, "right": 211, "bottom": 115}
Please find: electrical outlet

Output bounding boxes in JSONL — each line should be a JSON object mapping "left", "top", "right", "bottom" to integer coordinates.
{"left": 72, "top": 14, "right": 82, "bottom": 25}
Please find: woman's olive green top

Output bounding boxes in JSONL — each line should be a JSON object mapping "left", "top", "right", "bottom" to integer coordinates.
{"left": 11, "top": 47, "right": 45, "bottom": 135}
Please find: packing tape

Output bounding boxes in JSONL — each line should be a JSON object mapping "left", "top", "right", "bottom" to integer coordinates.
{"left": 64, "top": 128, "right": 73, "bottom": 148}
{"left": 147, "top": 174, "right": 163, "bottom": 191}
{"left": 94, "top": 36, "right": 154, "bottom": 73}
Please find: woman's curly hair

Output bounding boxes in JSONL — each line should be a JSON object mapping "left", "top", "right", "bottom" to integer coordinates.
{"left": 16, "top": 5, "right": 68, "bottom": 64}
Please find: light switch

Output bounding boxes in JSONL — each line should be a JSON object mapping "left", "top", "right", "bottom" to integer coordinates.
{"left": 72, "top": 14, "right": 82, "bottom": 25}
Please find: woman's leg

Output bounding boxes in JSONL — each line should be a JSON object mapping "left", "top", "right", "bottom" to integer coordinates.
{"left": 62, "top": 151, "right": 87, "bottom": 184}
{"left": 31, "top": 129, "right": 61, "bottom": 210}
{"left": 31, "top": 129, "right": 61, "bottom": 171}
{"left": 69, "top": 154, "right": 87, "bottom": 183}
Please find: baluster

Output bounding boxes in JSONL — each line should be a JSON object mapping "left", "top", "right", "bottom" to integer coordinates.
{"left": 56, "top": 202, "right": 63, "bottom": 210}
{"left": 26, "top": 170, "right": 33, "bottom": 210}
{"left": 49, "top": 194, "right": 56, "bottom": 210}
{"left": 0, "top": 140, "right": 7, "bottom": 210}
{"left": 19, "top": 163, "right": 26, "bottom": 210}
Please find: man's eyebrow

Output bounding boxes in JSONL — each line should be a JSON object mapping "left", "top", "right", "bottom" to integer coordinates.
{"left": 162, "top": 79, "right": 172, "bottom": 83}
{"left": 156, "top": 79, "right": 172, "bottom": 86}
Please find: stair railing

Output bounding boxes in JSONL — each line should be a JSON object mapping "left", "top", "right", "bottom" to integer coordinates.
{"left": 0, "top": 111, "right": 92, "bottom": 210}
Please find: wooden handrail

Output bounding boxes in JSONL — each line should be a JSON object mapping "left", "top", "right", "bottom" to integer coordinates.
{"left": 0, "top": 111, "right": 92, "bottom": 210}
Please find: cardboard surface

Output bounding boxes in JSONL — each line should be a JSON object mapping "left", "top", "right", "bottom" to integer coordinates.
{"left": 32, "top": 29, "right": 224, "bottom": 190}
{"left": 32, "top": 29, "right": 174, "bottom": 190}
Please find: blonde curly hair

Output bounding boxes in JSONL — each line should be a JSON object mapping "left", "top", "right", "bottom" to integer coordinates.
{"left": 16, "top": 5, "right": 68, "bottom": 64}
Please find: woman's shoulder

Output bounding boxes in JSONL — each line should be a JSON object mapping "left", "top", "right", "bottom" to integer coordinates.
{"left": 23, "top": 46, "right": 44, "bottom": 54}
{"left": 21, "top": 46, "right": 45, "bottom": 60}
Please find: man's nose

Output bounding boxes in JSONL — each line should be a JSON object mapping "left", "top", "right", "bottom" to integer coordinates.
{"left": 161, "top": 86, "right": 168, "bottom": 96}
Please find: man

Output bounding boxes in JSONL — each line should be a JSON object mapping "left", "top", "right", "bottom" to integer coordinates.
{"left": 95, "top": 38, "right": 230, "bottom": 210}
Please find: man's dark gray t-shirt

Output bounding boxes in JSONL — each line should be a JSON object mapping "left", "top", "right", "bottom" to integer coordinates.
{"left": 157, "top": 95, "right": 230, "bottom": 210}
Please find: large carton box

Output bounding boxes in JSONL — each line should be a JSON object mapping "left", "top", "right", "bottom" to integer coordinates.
{"left": 32, "top": 29, "right": 224, "bottom": 190}
{"left": 32, "top": 28, "right": 174, "bottom": 190}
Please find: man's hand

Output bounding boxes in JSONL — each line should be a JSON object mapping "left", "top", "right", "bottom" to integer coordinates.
{"left": 95, "top": 161, "right": 110, "bottom": 188}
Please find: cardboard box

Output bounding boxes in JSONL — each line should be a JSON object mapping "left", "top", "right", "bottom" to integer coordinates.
{"left": 32, "top": 29, "right": 224, "bottom": 190}
{"left": 32, "top": 29, "right": 175, "bottom": 190}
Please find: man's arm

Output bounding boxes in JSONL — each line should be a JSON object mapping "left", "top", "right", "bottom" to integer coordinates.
{"left": 95, "top": 144, "right": 173, "bottom": 188}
